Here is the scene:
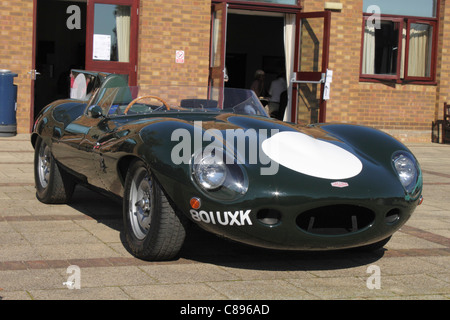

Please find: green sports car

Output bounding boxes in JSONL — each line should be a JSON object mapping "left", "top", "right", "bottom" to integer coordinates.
{"left": 31, "top": 71, "right": 423, "bottom": 261}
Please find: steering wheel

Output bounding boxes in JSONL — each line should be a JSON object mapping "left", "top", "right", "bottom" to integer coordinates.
{"left": 123, "top": 95, "right": 171, "bottom": 114}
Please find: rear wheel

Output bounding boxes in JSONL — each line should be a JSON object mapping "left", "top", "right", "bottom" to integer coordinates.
{"left": 123, "top": 160, "right": 186, "bottom": 261}
{"left": 34, "top": 137, "right": 75, "bottom": 204}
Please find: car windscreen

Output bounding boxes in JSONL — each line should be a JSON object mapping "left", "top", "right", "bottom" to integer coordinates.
{"left": 86, "top": 86, "right": 268, "bottom": 118}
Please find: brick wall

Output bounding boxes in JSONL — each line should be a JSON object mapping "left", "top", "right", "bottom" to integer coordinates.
{"left": 302, "top": 0, "right": 444, "bottom": 142}
{"left": 137, "top": 0, "right": 211, "bottom": 88}
{"left": 0, "top": 0, "right": 212, "bottom": 134}
{"left": 436, "top": 0, "right": 450, "bottom": 121}
{"left": 2, "top": 0, "right": 449, "bottom": 142}
{"left": 0, "top": 0, "right": 34, "bottom": 134}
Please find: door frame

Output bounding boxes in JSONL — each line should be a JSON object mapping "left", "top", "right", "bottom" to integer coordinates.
{"left": 30, "top": 0, "right": 38, "bottom": 131}
{"left": 208, "top": 2, "right": 228, "bottom": 106}
{"left": 291, "top": 10, "right": 331, "bottom": 123}
{"left": 209, "top": 2, "right": 331, "bottom": 123}
{"left": 85, "top": 0, "right": 140, "bottom": 86}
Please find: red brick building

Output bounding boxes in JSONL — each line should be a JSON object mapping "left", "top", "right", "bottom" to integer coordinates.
{"left": 0, "top": 0, "right": 447, "bottom": 142}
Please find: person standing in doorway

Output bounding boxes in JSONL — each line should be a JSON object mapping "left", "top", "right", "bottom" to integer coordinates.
{"left": 268, "top": 72, "right": 287, "bottom": 118}
{"left": 250, "top": 69, "right": 267, "bottom": 98}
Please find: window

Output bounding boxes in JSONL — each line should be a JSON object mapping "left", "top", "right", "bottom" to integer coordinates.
{"left": 363, "top": 0, "right": 437, "bottom": 18}
{"left": 85, "top": 0, "right": 139, "bottom": 85}
{"left": 360, "top": 0, "right": 438, "bottom": 83}
{"left": 93, "top": 4, "right": 131, "bottom": 62}
{"left": 236, "top": 0, "right": 299, "bottom": 5}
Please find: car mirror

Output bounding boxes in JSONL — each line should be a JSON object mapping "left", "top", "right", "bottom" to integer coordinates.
{"left": 89, "top": 105, "right": 104, "bottom": 119}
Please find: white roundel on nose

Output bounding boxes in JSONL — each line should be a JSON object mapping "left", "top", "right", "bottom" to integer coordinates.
{"left": 261, "top": 131, "right": 363, "bottom": 180}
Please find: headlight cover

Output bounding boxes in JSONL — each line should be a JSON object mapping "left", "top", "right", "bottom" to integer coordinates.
{"left": 191, "top": 148, "right": 248, "bottom": 200}
{"left": 192, "top": 152, "right": 227, "bottom": 190}
{"left": 392, "top": 152, "right": 420, "bottom": 194}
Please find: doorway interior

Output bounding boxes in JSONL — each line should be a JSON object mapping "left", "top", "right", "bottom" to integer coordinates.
{"left": 217, "top": 8, "right": 331, "bottom": 124}
{"left": 225, "top": 10, "right": 286, "bottom": 95}
{"left": 34, "top": 0, "right": 87, "bottom": 118}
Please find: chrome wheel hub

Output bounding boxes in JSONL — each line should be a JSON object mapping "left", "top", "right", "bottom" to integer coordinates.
{"left": 129, "top": 170, "right": 153, "bottom": 240}
{"left": 38, "top": 144, "right": 51, "bottom": 188}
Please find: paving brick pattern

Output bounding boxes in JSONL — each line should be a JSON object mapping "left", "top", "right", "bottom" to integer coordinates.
{"left": 0, "top": 135, "right": 449, "bottom": 300}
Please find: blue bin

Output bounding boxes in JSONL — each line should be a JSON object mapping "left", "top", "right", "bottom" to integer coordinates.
{"left": 0, "top": 69, "right": 18, "bottom": 137}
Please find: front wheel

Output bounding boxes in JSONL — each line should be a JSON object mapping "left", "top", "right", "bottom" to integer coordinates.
{"left": 123, "top": 160, "right": 186, "bottom": 261}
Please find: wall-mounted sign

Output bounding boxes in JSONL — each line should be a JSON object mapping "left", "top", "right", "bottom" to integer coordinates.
{"left": 176, "top": 50, "right": 185, "bottom": 64}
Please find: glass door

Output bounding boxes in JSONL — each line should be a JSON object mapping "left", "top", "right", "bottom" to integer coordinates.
{"left": 209, "top": 3, "right": 228, "bottom": 107}
{"left": 291, "top": 11, "right": 331, "bottom": 124}
{"left": 85, "top": 0, "right": 139, "bottom": 85}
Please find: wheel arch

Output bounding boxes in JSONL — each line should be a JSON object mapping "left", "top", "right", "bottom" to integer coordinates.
{"left": 31, "top": 133, "right": 40, "bottom": 149}
{"left": 316, "top": 123, "right": 411, "bottom": 159}
{"left": 117, "top": 155, "right": 143, "bottom": 187}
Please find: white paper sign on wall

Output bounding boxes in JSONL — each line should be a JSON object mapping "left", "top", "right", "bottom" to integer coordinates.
{"left": 176, "top": 50, "right": 185, "bottom": 64}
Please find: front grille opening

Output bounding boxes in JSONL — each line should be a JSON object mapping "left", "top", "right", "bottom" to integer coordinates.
{"left": 385, "top": 209, "right": 400, "bottom": 225}
{"left": 296, "top": 205, "right": 375, "bottom": 236}
{"left": 257, "top": 209, "right": 281, "bottom": 226}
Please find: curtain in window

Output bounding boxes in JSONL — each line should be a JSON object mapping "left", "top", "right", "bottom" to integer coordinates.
{"left": 283, "top": 14, "right": 295, "bottom": 121}
{"left": 362, "top": 24, "right": 375, "bottom": 74}
{"left": 212, "top": 15, "right": 221, "bottom": 68}
{"left": 401, "top": 27, "right": 406, "bottom": 77}
{"left": 116, "top": 6, "right": 131, "bottom": 63}
{"left": 408, "top": 23, "right": 432, "bottom": 77}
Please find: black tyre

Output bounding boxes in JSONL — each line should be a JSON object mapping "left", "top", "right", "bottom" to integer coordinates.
{"left": 123, "top": 160, "right": 186, "bottom": 261}
{"left": 34, "top": 137, "right": 75, "bottom": 204}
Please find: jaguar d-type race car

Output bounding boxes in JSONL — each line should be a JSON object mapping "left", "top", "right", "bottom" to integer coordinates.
{"left": 31, "top": 71, "right": 423, "bottom": 261}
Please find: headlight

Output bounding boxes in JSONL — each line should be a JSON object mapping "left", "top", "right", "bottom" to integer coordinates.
{"left": 393, "top": 152, "right": 419, "bottom": 193}
{"left": 191, "top": 148, "right": 248, "bottom": 200}
{"left": 192, "top": 152, "right": 226, "bottom": 190}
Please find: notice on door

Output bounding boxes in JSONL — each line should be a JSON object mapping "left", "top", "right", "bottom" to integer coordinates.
{"left": 93, "top": 34, "right": 111, "bottom": 61}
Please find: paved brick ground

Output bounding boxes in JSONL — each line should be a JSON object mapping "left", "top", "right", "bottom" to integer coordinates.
{"left": 0, "top": 134, "right": 449, "bottom": 301}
